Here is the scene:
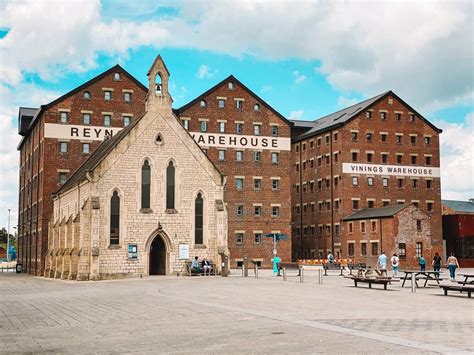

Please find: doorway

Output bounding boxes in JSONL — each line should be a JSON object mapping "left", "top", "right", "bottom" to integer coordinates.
{"left": 149, "top": 235, "right": 166, "bottom": 275}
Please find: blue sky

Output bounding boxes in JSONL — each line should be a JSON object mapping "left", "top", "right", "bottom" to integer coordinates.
{"left": 0, "top": 0, "right": 473, "bottom": 228}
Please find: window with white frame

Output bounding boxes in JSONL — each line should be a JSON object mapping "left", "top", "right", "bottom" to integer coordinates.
{"left": 235, "top": 178, "right": 244, "bottom": 190}
{"left": 236, "top": 151, "right": 244, "bottom": 162}
{"left": 271, "top": 125, "right": 278, "bottom": 136}
{"left": 124, "top": 92, "right": 132, "bottom": 103}
{"left": 82, "top": 143, "right": 90, "bottom": 154}
{"left": 60, "top": 111, "right": 68, "bottom": 124}
{"left": 59, "top": 142, "right": 68, "bottom": 153}
{"left": 181, "top": 119, "right": 189, "bottom": 130}
{"left": 218, "top": 99, "right": 225, "bottom": 108}
{"left": 254, "top": 178, "right": 262, "bottom": 190}
{"left": 218, "top": 150, "right": 225, "bottom": 161}
{"left": 253, "top": 124, "right": 261, "bottom": 136}
{"left": 83, "top": 113, "right": 91, "bottom": 125}
{"left": 104, "top": 91, "right": 112, "bottom": 101}
{"left": 254, "top": 151, "right": 261, "bottom": 162}
{"left": 254, "top": 233, "right": 262, "bottom": 244}
{"left": 272, "top": 179, "right": 280, "bottom": 190}
{"left": 236, "top": 232, "right": 244, "bottom": 244}
{"left": 236, "top": 205, "right": 244, "bottom": 217}
{"left": 271, "top": 152, "right": 279, "bottom": 164}
{"left": 218, "top": 121, "right": 226, "bottom": 133}
{"left": 104, "top": 115, "right": 111, "bottom": 127}
{"left": 271, "top": 206, "right": 280, "bottom": 217}
{"left": 236, "top": 100, "right": 243, "bottom": 110}
{"left": 254, "top": 206, "right": 262, "bottom": 217}
{"left": 123, "top": 116, "right": 131, "bottom": 127}
{"left": 199, "top": 120, "right": 207, "bottom": 132}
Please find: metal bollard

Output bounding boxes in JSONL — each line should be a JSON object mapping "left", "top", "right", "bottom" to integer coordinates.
{"left": 254, "top": 265, "right": 259, "bottom": 278}
{"left": 299, "top": 267, "right": 304, "bottom": 283}
{"left": 241, "top": 265, "right": 245, "bottom": 277}
{"left": 318, "top": 269, "right": 323, "bottom": 284}
{"left": 283, "top": 268, "right": 287, "bottom": 281}
{"left": 411, "top": 273, "right": 416, "bottom": 293}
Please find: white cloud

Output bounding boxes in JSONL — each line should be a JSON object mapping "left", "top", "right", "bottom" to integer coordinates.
{"left": 289, "top": 110, "right": 304, "bottom": 120}
{"left": 260, "top": 85, "right": 272, "bottom": 93}
{"left": 197, "top": 65, "right": 212, "bottom": 79}
{"left": 337, "top": 96, "right": 359, "bottom": 108}
{"left": 436, "top": 112, "right": 474, "bottom": 200}
{"left": 293, "top": 70, "right": 306, "bottom": 85}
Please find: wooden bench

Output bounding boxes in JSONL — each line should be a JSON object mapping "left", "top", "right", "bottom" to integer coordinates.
{"left": 439, "top": 284, "right": 473, "bottom": 298}
{"left": 184, "top": 261, "right": 217, "bottom": 276}
{"left": 346, "top": 275, "right": 391, "bottom": 290}
{"left": 323, "top": 263, "right": 345, "bottom": 276}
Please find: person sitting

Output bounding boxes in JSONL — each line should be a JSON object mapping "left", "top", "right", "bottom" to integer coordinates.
{"left": 327, "top": 252, "right": 334, "bottom": 264}
{"left": 191, "top": 256, "right": 202, "bottom": 274}
{"left": 202, "top": 258, "right": 212, "bottom": 275}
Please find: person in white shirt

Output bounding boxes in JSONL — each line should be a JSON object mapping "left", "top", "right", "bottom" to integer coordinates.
{"left": 391, "top": 253, "right": 399, "bottom": 277}
{"left": 377, "top": 251, "right": 387, "bottom": 270}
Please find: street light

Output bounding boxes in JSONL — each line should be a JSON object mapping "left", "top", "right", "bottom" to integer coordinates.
{"left": 7, "top": 209, "right": 11, "bottom": 262}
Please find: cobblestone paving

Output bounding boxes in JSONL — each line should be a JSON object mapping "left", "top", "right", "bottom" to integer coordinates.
{"left": 0, "top": 271, "right": 472, "bottom": 354}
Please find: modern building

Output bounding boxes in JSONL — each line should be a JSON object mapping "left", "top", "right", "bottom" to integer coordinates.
{"left": 175, "top": 76, "right": 293, "bottom": 267}
{"left": 442, "top": 199, "right": 474, "bottom": 267}
{"left": 17, "top": 65, "right": 148, "bottom": 275}
{"left": 45, "top": 56, "right": 228, "bottom": 280}
{"left": 291, "top": 91, "right": 443, "bottom": 266}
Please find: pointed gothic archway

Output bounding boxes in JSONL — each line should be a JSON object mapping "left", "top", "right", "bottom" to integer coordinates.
{"left": 149, "top": 234, "right": 167, "bottom": 275}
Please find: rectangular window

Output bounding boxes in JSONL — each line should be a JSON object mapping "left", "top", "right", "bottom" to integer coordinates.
{"left": 218, "top": 99, "right": 225, "bottom": 108}
{"left": 236, "top": 205, "right": 244, "bottom": 217}
{"left": 361, "top": 222, "right": 366, "bottom": 233}
{"left": 272, "top": 179, "right": 280, "bottom": 190}
{"left": 218, "top": 121, "right": 226, "bottom": 133}
{"left": 352, "top": 200, "right": 359, "bottom": 210}
{"left": 235, "top": 178, "right": 244, "bottom": 190}
{"left": 351, "top": 132, "right": 358, "bottom": 141}
{"left": 382, "top": 200, "right": 389, "bottom": 207}
{"left": 426, "top": 180, "right": 433, "bottom": 189}
{"left": 425, "top": 156, "right": 432, "bottom": 165}
{"left": 83, "top": 113, "right": 91, "bottom": 125}
{"left": 416, "top": 242, "right": 422, "bottom": 258}
{"left": 236, "top": 233, "right": 244, "bottom": 245}
{"left": 253, "top": 124, "right": 261, "bottom": 136}
{"left": 410, "top": 135, "right": 417, "bottom": 144}
{"left": 181, "top": 119, "right": 189, "bottom": 130}
{"left": 412, "top": 179, "right": 418, "bottom": 188}
{"left": 427, "top": 202, "right": 433, "bottom": 212}
{"left": 254, "top": 179, "right": 262, "bottom": 190}
{"left": 398, "top": 243, "right": 406, "bottom": 259}
{"left": 382, "top": 153, "right": 388, "bottom": 163}
{"left": 411, "top": 155, "right": 417, "bottom": 164}
{"left": 361, "top": 242, "right": 367, "bottom": 256}
{"left": 236, "top": 150, "right": 244, "bottom": 162}
{"left": 409, "top": 113, "right": 415, "bottom": 122}
{"left": 218, "top": 150, "right": 225, "bottom": 161}
{"left": 317, "top": 137, "right": 321, "bottom": 146}
{"left": 366, "top": 111, "right": 372, "bottom": 118}
{"left": 396, "top": 154, "right": 403, "bottom": 164}
{"left": 271, "top": 206, "right": 280, "bottom": 217}
{"left": 396, "top": 113, "right": 402, "bottom": 121}
{"left": 396, "top": 134, "right": 402, "bottom": 144}
{"left": 381, "top": 133, "right": 387, "bottom": 142}
{"left": 82, "top": 143, "right": 90, "bottom": 154}
{"left": 416, "top": 219, "right": 422, "bottom": 231}
{"left": 236, "top": 100, "right": 243, "bottom": 110}
{"left": 104, "top": 115, "right": 111, "bottom": 127}
{"left": 371, "top": 221, "right": 376, "bottom": 232}
{"left": 104, "top": 91, "right": 112, "bottom": 101}
{"left": 352, "top": 176, "right": 358, "bottom": 186}
{"left": 367, "top": 153, "right": 373, "bottom": 162}
{"left": 60, "top": 142, "right": 68, "bottom": 153}
{"left": 371, "top": 242, "right": 379, "bottom": 256}
{"left": 123, "top": 116, "right": 131, "bottom": 127}
{"left": 254, "top": 206, "right": 262, "bottom": 217}
{"left": 397, "top": 178, "right": 403, "bottom": 188}
{"left": 348, "top": 243, "right": 355, "bottom": 257}
{"left": 368, "top": 200, "right": 375, "bottom": 208}
{"left": 200, "top": 120, "right": 207, "bottom": 132}
{"left": 348, "top": 222, "right": 353, "bottom": 233}
{"left": 58, "top": 172, "right": 68, "bottom": 185}
{"left": 254, "top": 233, "right": 262, "bottom": 244}
{"left": 124, "top": 92, "right": 132, "bottom": 103}
{"left": 236, "top": 122, "right": 243, "bottom": 134}
{"left": 271, "top": 152, "right": 279, "bottom": 164}
{"left": 424, "top": 136, "right": 431, "bottom": 145}
{"left": 352, "top": 152, "right": 358, "bottom": 162}
{"left": 366, "top": 132, "right": 372, "bottom": 142}
{"left": 60, "top": 111, "right": 68, "bottom": 124}
{"left": 271, "top": 125, "right": 278, "bottom": 136}
{"left": 382, "top": 177, "right": 388, "bottom": 187}
{"left": 380, "top": 112, "right": 386, "bottom": 120}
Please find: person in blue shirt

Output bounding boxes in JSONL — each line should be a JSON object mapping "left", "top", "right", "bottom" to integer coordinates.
{"left": 327, "top": 252, "right": 334, "bottom": 264}
{"left": 377, "top": 251, "right": 387, "bottom": 270}
{"left": 191, "top": 256, "right": 202, "bottom": 273}
{"left": 419, "top": 255, "right": 426, "bottom": 271}
{"left": 273, "top": 255, "right": 281, "bottom": 276}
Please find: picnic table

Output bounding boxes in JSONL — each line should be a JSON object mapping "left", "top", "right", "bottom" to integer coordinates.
{"left": 459, "top": 274, "right": 474, "bottom": 285}
{"left": 401, "top": 270, "right": 443, "bottom": 288}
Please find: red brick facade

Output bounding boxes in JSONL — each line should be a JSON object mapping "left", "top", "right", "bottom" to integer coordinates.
{"left": 17, "top": 66, "right": 147, "bottom": 275}
{"left": 177, "top": 77, "right": 292, "bottom": 267}
{"left": 291, "top": 92, "right": 442, "bottom": 266}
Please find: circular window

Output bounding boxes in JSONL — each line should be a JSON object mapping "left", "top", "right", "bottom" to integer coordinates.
{"left": 199, "top": 100, "right": 207, "bottom": 108}
{"left": 83, "top": 91, "right": 91, "bottom": 99}
{"left": 155, "top": 133, "right": 164, "bottom": 145}
{"left": 254, "top": 103, "right": 260, "bottom": 111}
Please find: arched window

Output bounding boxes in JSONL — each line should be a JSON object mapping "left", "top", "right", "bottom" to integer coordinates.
{"left": 83, "top": 91, "right": 91, "bottom": 99}
{"left": 155, "top": 73, "right": 162, "bottom": 95}
{"left": 199, "top": 100, "right": 207, "bottom": 108}
{"left": 166, "top": 161, "right": 175, "bottom": 209}
{"left": 141, "top": 160, "right": 151, "bottom": 209}
{"left": 114, "top": 72, "right": 121, "bottom": 81}
{"left": 110, "top": 191, "right": 120, "bottom": 245}
{"left": 195, "top": 193, "right": 203, "bottom": 244}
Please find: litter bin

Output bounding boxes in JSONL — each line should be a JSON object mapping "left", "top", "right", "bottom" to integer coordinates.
{"left": 16, "top": 263, "right": 22, "bottom": 274}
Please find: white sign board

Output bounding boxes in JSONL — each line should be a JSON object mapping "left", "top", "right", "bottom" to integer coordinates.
{"left": 44, "top": 123, "right": 123, "bottom": 141}
{"left": 179, "top": 244, "right": 190, "bottom": 260}
{"left": 342, "top": 163, "right": 440, "bottom": 178}
{"left": 191, "top": 132, "right": 291, "bottom": 151}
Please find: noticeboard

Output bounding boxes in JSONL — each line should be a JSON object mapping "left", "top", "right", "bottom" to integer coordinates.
{"left": 128, "top": 244, "right": 138, "bottom": 259}
{"left": 179, "top": 244, "right": 189, "bottom": 260}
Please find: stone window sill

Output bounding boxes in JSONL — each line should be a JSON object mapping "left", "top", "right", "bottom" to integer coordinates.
{"left": 165, "top": 208, "right": 178, "bottom": 214}
{"left": 140, "top": 208, "right": 153, "bottom": 214}
{"left": 194, "top": 244, "right": 207, "bottom": 249}
{"left": 108, "top": 244, "right": 121, "bottom": 250}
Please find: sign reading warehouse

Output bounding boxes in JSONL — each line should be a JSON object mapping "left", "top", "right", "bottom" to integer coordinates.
{"left": 343, "top": 163, "right": 440, "bottom": 178}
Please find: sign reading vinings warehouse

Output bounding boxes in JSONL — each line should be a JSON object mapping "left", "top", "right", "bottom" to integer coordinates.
{"left": 342, "top": 163, "right": 440, "bottom": 178}
{"left": 44, "top": 123, "right": 292, "bottom": 151}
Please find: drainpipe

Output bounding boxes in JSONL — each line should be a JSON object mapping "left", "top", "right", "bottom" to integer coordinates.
{"left": 299, "top": 141, "right": 303, "bottom": 260}
{"left": 330, "top": 131, "right": 335, "bottom": 254}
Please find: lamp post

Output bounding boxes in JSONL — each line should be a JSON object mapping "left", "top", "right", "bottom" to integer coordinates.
{"left": 7, "top": 209, "right": 11, "bottom": 262}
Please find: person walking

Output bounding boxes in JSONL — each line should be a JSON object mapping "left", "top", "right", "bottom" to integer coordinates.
{"left": 431, "top": 252, "right": 442, "bottom": 273}
{"left": 391, "top": 253, "right": 399, "bottom": 277}
{"left": 419, "top": 255, "right": 426, "bottom": 271}
{"left": 377, "top": 251, "right": 387, "bottom": 270}
{"left": 446, "top": 252, "right": 460, "bottom": 282}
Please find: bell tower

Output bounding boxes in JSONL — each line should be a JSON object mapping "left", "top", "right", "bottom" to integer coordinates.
{"left": 146, "top": 55, "right": 173, "bottom": 112}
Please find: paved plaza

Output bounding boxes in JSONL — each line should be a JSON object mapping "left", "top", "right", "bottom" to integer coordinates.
{"left": 0, "top": 269, "right": 473, "bottom": 354}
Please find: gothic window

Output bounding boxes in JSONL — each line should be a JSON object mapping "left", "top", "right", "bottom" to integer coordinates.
{"left": 110, "top": 191, "right": 120, "bottom": 245}
{"left": 195, "top": 193, "right": 203, "bottom": 244}
{"left": 166, "top": 161, "right": 175, "bottom": 209}
{"left": 155, "top": 73, "right": 162, "bottom": 95}
{"left": 141, "top": 160, "right": 151, "bottom": 209}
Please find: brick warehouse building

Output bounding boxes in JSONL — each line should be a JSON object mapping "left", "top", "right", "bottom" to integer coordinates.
{"left": 291, "top": 91, "right": 443, "bottom": 266}
{"left": 175, "top": 77, "right": 292, "bottom": 267}
{"left": 17, "top": 66, "right": 147, "bottom": 275}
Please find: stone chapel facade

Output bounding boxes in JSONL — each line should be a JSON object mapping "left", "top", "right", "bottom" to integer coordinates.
{"left": 44, "top": 56, "right": 228, "bottom": 280}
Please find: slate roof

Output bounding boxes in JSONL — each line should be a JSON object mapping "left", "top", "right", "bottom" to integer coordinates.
{"left": 290, "top": 119, "right": 314, "bottom": 128}
{"left": 342, "top": 204, "right": 409, "bottom": 221}
{"left": 293, "top": 91, "right": 442, "bottom": 142}
{"left": 176, "top": 75, "right": 292, "bottom": 127}
{"left": 442, "top": 199, "right": 474, "bottom": 213}
{"left": 55, "top": 112, "right": 146, "bottom": 195}
{"left": 17, "top": 65, "right": 147, "bottom": 150}
{"left": 19, "top": 107, "right": 40, "bottom": 118}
